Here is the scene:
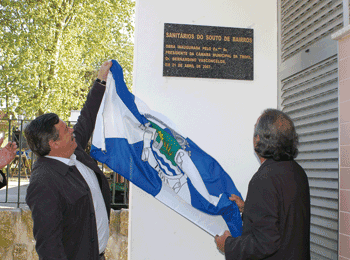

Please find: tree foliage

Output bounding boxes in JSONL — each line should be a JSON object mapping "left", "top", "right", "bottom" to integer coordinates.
{"left": 0, "top": 0, "right": 135, "bottom": 120}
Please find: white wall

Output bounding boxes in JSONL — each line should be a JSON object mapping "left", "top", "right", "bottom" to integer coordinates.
{"left": 129, "top": 0, "right": 278, "bottom": 259}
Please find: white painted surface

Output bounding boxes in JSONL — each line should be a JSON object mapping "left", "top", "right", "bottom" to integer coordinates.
{"left": 129, "top": 0, "right": 278, "bottom": 259}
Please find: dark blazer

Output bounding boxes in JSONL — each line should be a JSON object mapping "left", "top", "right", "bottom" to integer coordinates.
{"left": 26, "top": 82, "right": 111, "bottom": 260}
{"left": 225, "top": 159, "right": 310, "bottom": 260}
{"left": 0, "top": 170, "right": 7, "bottom": 189}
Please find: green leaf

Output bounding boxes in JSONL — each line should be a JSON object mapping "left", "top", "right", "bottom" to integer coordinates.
{"left": 0, "top": 0, "right": 135, "bottom": 120}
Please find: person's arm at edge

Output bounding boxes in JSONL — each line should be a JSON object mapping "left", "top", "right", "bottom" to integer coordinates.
{"left": 0, "top": 138, "right": 17, "bottom": 169}
{"left": 0, "top": 138, "right": 17, "bottom": 189}
{"left": 0, "top": 170, "right": 7, "bottom": 189}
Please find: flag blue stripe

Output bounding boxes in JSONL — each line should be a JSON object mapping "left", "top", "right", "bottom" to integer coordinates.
{"left": 91, "top": 138, "right": 162, "bottom": 197}
{"left": 185, "top": 138, "right": 242, "bottom": 199}
{"left": 187, "top": 179, "right": 242, "bottom": 237}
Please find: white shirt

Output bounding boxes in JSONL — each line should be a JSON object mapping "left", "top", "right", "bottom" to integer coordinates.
{"left": 46, "top": 154, "right": 109, "bottom": 254}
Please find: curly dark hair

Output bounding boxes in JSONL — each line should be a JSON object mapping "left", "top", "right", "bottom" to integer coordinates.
{"left": 254, "top": 109, "right": 298, "bottom": 161}
{"left": 24, "top": 113, "right": 60, "bottom": 156}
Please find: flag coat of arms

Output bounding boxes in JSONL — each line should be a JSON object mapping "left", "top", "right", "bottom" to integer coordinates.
{"left": 91, "top": 60, "right": 243, "bottom": 237}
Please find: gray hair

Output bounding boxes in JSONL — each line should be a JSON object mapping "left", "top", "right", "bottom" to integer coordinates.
{"left": 254, "top": 109, "right": 299, "bottom": 161}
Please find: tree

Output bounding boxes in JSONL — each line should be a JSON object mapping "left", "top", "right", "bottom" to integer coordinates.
{"left": 0, "top": 0, "right": 135, "bottom": 120}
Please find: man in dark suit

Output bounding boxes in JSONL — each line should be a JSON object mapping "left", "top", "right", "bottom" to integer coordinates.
{"left": 25, "top": 61, "right": 112, "bottom": 260}
{"left": 0, "top": 137, "right": 17, "bottom": 189}
{"left": 215, "top": 109, "right": 311, "bottom": 259}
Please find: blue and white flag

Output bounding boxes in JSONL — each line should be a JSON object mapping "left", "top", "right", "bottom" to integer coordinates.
{"left": 91, "top": 60, "right": 243, "bottom": 237}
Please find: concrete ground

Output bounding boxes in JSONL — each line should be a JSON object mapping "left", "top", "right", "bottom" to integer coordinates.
{"left": 0, "top": 178, "right": 29, "bottom": 209}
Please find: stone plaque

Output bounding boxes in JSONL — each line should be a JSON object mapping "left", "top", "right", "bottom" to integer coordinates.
{"left": 163, "top": 23, "right": 254, "bottom": 80}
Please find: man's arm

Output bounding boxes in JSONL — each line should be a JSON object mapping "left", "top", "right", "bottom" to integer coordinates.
{"left": 218, "top": 176, "right": 281, "bottom": 259}
{"left": 74, "top": 61, "right": 112, "bottom": 149}
{"left": 0, "top": 138, "right": 17, "bottom": 189}
{"left": 0, "top": 138, "right": 17, "bottom": 169}
{"left": 26, "top": 175, "right": 68, "bottom": 260}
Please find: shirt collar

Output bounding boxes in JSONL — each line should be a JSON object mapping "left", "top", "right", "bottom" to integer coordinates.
{"left": 45, "top": 154, "right": 76, "bottom": 166}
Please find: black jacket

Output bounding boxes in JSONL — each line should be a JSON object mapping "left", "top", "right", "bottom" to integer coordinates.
{"left": 26, "top": 81, "right": 111, "bottom": 260}
{"left": 0, "top": 170, "right": 7, "bottom": 189}
{"left": 225, "top": 159, "right": 310, "bottom": 260}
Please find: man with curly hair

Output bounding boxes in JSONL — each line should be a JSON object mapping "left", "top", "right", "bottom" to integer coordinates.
{"left": 215, "top": 109, "right": 310, "bottom": 260}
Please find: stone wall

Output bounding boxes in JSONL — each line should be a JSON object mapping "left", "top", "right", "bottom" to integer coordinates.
{"left": 106, "top": 209, "right": 129, "bottom": 260}
{"left": 0, "top": 208, "right": 128, "bottom": 260}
